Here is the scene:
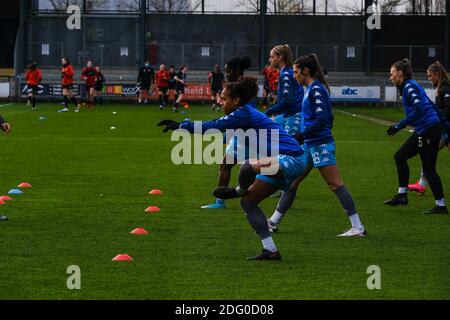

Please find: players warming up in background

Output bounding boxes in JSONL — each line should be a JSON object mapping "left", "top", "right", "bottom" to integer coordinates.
{"left": 0, "top": 115, "right": 11, "bottom": 222}
{"left": 262, "top": 65, "right": 279, "bottom": 109}
{"left": 137, "top": 61, "right": 154, "bottom": 105}
{"left": 159, "top": 77, "right": 309, "bottom": 260}
{"left": 268, "top": 54, "right": 366, "bottom": 237}
{"left": 408, "top": 61, "right": 450, "bottom": 195}
{"left": 385, "top": 59, "right": 447, "bottom": 214}
{"left": 60, "top": 57, "right": 80, "bottom": 113}
{"left": 201, "top": 56, "right": 252, "bottom": 209}
{"left": 208, "top": 64, "right": 225, "bottom": 111}
{"left": 168, "top": 65, "right": 177, "bottom": 105}
{"left": 94, "top": 66, "right": 105, "bottom": 105}
{"left": 155, "top": 64, "right": 170, "bottom": 110}
{"left": 25, "top": 62, "right": 42, "bottom": 111}
{"left": 173, "top": 65, "right": 188, "bottom": 113}
{"left": 81, "top": 60, "right": 98, "bottom": 111}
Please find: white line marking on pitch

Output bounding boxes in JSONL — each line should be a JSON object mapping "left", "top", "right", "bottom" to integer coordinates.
{"left": 0, "top": 103, "right": 13, "bottom": 108}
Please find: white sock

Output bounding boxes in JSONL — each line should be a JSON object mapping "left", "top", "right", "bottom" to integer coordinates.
{"left": 419, "top": 170, "right": 428, "bottom": 187}
{"left": 436, "top": 198, "right": 446, "bottom": 207}
{"left": 349, "top": 213, "right": 363, "bottom": 229}
{"left": 398, "top": 187, "right": 408, "bottom": 194}
{"left": 261, "top": 236, "right": 277, "bottom": 253}
{"left": 270, "top": 210, "right": 283, "bottom": 225}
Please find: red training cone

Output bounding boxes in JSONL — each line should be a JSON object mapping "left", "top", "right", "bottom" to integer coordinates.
{"left": 18, "top": 182, "right": 32, "bottom": 188}
{"left": 0, "top": 196, "right": 13, "bottom": 201}
{"left": 130, "top": 228, "right": 149, "bottom": 235}
{"left": 149, "top": 189, "right": 162, "bottom": 195}
{"left": 145, "top": 206, "right": 160, "bottom": 213}
{"left": 112, "top": 254, "right": 133, "bottom": 262}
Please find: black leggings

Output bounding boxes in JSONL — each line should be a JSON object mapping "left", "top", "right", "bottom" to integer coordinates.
{"left": 394, "top": 123, "right": 444, "bottom": 200}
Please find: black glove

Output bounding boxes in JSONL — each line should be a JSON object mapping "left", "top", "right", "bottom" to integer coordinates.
{"left": 386, "top": 125, "right": 401, "bottom": 136}
{"left": 294, "top": 132, "right": 305, "bottom": 145}
{"left": 157, "top": 120, "right": 180, "bottom": 133}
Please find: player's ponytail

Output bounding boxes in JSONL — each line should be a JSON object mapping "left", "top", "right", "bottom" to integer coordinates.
{"left": 392, "top": 58, "right": 413, "bottom": 80}
{"left": 225, "top": 76, "right": 258, "bottom": 106}
{"left": 294, "top": 53, "right": 330, "bottom": 92}
{"left": 428, "top": 61, "right": 450, "bottom": 96}
{"left": 272, "top": 44, "right": 294, "bottom": 67}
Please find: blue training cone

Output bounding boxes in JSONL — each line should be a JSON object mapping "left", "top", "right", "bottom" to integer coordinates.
{"left": 8, "top": 189, "right": 23, "bottom": 195}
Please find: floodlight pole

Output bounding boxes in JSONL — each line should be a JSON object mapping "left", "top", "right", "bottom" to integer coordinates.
{"left": 14, "top": 0, "right": 28, "bottom": 77}
{"left": 260, "top": 0, "right": 267, "bottom": 70}
{"left": 446, "top": 0, "right": 449, "bottom": 68}
{"left": 140, "top": 0, "right": 147, "bottom": 63}
{"left": 365, "top": 0, "right": 373, "bottom": 74}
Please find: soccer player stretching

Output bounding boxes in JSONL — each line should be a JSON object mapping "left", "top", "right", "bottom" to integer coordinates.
{"left": 25, "top": 62, "right": 42, "bottom": 111}
{"left": 408, "top": 61, "right": 450, "bottom": 196}
{"left": 0, "top": 115, "right": 11, "bottom": 221}
{"left": 159, "top": 77, "right": 308, "bottom": 260}
{"left": 60, "top": 57, "right": 80, "bottom": 112}
{"left": 173, "top": 65, "right": 188, "bottom": 113}
{"left": 81, "top": 60, "right": 98, "bottom": 110}
{"left": 208, "top": 64, "right": 225, "bottom": 111}
{"left": 201, "top": 56, "right": 251, "bottom": 209}
{"left": 137, "top": 61, "right": 154, "bottom": 104}
{"left": 268, "top": 54, "right": 366, "bottom": 237}
{"left": 94, "top": 66, "right": 105, "bottom": 105}
{"left": 385, "top": 59, "right": 447, "bottom": 214}
{"left": 155, "top": 64, "right": 170, "bottom": 110}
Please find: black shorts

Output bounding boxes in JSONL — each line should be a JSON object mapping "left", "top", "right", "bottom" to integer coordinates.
{"left": 26, "top": 85, "right": 38, "bottom": 94}
{"left": 168, "top": 82, "right": 176, "bottom": 90}
{"left": 158, "top": 87, "right": 169, "bottom": 95}
{"left": 175, "top": 86, "right": 185, "bottom": 94}
{"left": 211, "top": 86, "right": 222, "bottom": 95}
{"left": 94, "top": 83, "right": 103, "bottom": 91}
{"left": 140, "top": 82, "right": 152, "bottom": 91}
{"left": 62, "top": 84, "right": 74, "bottom": 90}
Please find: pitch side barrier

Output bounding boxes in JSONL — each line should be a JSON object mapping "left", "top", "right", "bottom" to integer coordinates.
{"left": 16, "top": 82, "right": 437, "bottom": 105}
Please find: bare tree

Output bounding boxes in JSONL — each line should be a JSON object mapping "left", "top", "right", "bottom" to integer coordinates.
{"left": 405, "top": 0, "right": 446, "bottom": 14}
{"left": 47, "top": 0, "right": 108, "bottom": 11}
{"left": 341, "top": 0, "right": 406, "bottom": 14}
{"left": 116, "top": 0, "right": 140, "bottom": 11}
{"left": 116, "top": 0, "right": 202, "bottom": 12}
{"left": 238, "top": 0, "right": 310, "bottom": 13}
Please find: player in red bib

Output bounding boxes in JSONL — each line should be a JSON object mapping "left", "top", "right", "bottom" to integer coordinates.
{"left": 60, "top": 57, "right": 80, "bottom": 112}
{"left": 25, "top": 62, "right": 42, "bottom": 111}
{"left": 81, "top": 60, "right": 98, "bottom": 110}
{"left": 155, "top": 64, "right": 171, "bottom": 110}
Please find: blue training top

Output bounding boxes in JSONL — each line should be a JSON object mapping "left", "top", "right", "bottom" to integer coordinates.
{"left": 397, "top": 79, "right": 441, "bottom": 134}
{"left": 180, "top": 102, "right": 303, "bottom": 157}
{"left": 301, "top": 80, "right": 334, "bottom": 147}
{"left": 265, "top": 66, "right": 303, "bottom": 118}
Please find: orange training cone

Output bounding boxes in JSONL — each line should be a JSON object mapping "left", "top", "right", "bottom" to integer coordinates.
{"left": 0, "top": 196, "right": 13, "bottom": 201}
{"left": 0, "top": 200, "right": 5, "bottom": 205}
{"left": 112, "top": 254, "right": 133, "bottom": 262}
{"left": 145, "top": 206, "right": 160, "bottom": 213}
{"left": 149, "top": 189, "right": 162, "bottom": 195}
{"left": 130, "top": 228, "right": 149, "bottom": 235}
{"left": 18, "top": 182, "right": 32, "bottom": 188}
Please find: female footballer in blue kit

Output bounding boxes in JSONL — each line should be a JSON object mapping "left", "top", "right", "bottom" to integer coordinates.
{"left": 158, "top": 77, "right": 308, "bottom": 261}
{"left": 267, "top": 54, "right": 366, "bottom": 237}
{"left": 384, "top": 59, "right": 447, "bottom": 214}
{"left": 201, "top": 56, "right": 252, "bottom": 210}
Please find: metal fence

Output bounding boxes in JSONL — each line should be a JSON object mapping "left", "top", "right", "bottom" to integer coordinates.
{"left": 26, "top": 41, "right": 446, "bottom": 72}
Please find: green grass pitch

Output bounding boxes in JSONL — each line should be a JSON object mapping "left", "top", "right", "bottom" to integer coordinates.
{"left": 0, "top": 102, "right": 449, "bottom": 299}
